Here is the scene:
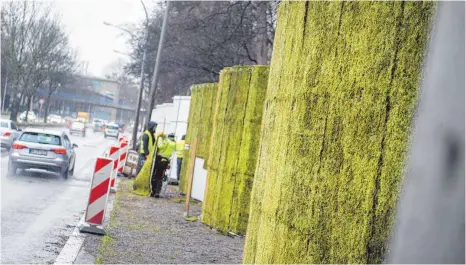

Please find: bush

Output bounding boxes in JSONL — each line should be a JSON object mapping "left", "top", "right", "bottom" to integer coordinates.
{"left": 202, "top": 65, "right": 269, "bottom": 235}
{"left": 243, "top": 2, "right": 435, "bottom": 264}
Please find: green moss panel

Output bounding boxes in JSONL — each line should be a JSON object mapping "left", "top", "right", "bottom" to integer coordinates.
{"left": 179, "top": 83, "right": 218, "bottom": 194}
{"left": 196, "top": 83, "right": 218, "bottom": 161}
{"left": 202, "top": 78, "right": 228, "bottom": 226}
{"left": 202, "top": 66, "right": 269, "bottom": 235}
{"left": 179, "top": 86, "right": 201, "bottom": 193}
{"left": 243, "top": 1, "right": 434, "bottom": 264}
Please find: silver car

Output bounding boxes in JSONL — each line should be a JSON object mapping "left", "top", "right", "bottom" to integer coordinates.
{"left": 0, "top": 119, "right": 22, "bottom": 150}
{"left": 104, "top": 123, "right": 119, "bottom": 139}
{"left": 69, "top": 121, "right": 86, "bottom": 137}
{"left": 8, "top": 129, "right": 78, "bottom": 179}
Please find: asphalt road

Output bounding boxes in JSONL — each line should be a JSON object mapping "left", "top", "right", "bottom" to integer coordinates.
{"left": 1, "top": 127, "right": 129, "bottom": 264}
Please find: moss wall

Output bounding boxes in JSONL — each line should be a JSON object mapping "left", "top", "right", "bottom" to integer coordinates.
{"left": 202, "top": 66, "right": 269, "bottom": 235}
{"left": 243, "top": 1, "right": 435, "bottom": 264}
{"left": 179, "top": 83, "right": 217, "bottom": 193}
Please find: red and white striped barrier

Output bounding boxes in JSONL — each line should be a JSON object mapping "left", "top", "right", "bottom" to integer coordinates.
{"left": 79, "top": 157, "right": 113, "bottom": 235}
{"left": 118, "top": 140, "right": 129, "bottom": 173}
{"left": 109, "top": 145, "right": 120, "bottom": 193}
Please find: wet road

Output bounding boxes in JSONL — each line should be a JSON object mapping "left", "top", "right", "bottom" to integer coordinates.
{"left": 1, "top": 127, "right": 128, "bottom": 264}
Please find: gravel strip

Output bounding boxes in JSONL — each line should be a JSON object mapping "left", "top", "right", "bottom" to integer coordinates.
{"left": 87, "top": 179, "right": 244, "bottom": 264}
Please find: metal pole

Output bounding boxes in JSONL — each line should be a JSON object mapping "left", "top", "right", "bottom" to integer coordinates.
{"left": 173, "top": 96, "right": 182, "bottom": 140}
{"left": 2, "top": 74, "right": 8, "bottom": 112}
{"left": 145, "top": 0, "right": 170, "bottom": 126}
{"left": 131, "top": 0, "right": 150, "bottom": 150}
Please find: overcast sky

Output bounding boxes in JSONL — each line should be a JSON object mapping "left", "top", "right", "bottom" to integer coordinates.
{"left": 53, "top": 0, "right": 156, "bottom": 78}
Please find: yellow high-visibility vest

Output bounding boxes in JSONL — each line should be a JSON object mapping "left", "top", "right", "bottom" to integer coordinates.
{"left": 176, "top": 140, "right": 185, "bottom": 158}
{"left": 139, "top": 130, "right": 154, "bottom": 154}
{"left": 157, "top": 136, "right": 176, "bottom": 159}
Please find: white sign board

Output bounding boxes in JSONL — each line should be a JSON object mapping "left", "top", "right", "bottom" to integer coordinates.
{"left": 191, "top": 157, "right": 207, "bottom": 202}
{"left": 125, "top": 150, "right": 139, "bottom": 168}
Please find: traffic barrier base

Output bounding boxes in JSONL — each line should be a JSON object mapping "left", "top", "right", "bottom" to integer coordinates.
{"left": 77, "top": 222, "right": 106, "bottom": 236}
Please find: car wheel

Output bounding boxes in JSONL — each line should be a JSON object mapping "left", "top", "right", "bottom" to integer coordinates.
{"left": 69, "top": 161, "right": 75, "bottom": 177}
{"left": 61, "top": 167, "right": 69, "bottom": 180}
{"left": 7, "top": 160, "right": 17, "bottom": 177}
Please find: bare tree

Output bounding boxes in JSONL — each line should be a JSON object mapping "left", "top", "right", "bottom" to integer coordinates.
{"left": 1, "top": 1, "right": 75, "bottom": 122}
{"left": 124, "top": 1, "right": 279, "bottom": 107}
{"left": 1, "top": 1, "right": 44, "bottom": 121}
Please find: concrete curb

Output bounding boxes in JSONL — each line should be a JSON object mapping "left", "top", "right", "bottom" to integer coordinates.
{"left": 53, "top": 215, "right": 86, "bottom": 264}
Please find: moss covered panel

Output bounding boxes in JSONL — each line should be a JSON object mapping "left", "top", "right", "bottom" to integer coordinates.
{"left": 179, "top": 87, "right": 200, "bottom": 193}
{"left": 202, "top": 66, "right": 269, "bottom": 235}
{"left": 243, "top": 1, "right": 434, "bottom": 264}
{"left": 196, "top": 84, "right": 218, "bottom": 160}
{"left": 179, "top": 83, "right": 218, "bottom": 194}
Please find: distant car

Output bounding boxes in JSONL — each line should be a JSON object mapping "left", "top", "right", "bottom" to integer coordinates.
{"left": 104, "top": 123, "right": 119, "bottom": 139}
{"left": 47, "top": 114, "right": 63, "bottom": 124}
{"left": 115, "top": 123, "right": 125, "bottom": 133}
{"left": 69, "top": 121, "right": 86, "bottom": 137}
{"left": 18, "top": 111, "right": 37, "bottom": 123}
{"left": 93, "top": 121, "right": 104, "bottom": 132}
{"left": 0, "top": 119, "right": 22, "bottom": 150}
{"left": 63, "top": 117, "right": 74, "bottom": 128}
{"left": 8, "top": 129, "right": 78, "bottom": 179}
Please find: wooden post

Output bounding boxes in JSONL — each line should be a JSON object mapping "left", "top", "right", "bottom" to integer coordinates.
{"left": 183, "top": 137, "right": 198, "bottom": 217}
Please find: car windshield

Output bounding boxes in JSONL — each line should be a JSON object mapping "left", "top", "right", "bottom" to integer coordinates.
{"left": 20, "top": 132, "right": 61, "bottom": 145}
{"left": 1, "top": 122, "right": 8, "bottom": 128}
{"left": 107, "top": 125, "right": 119, "bottom": 130}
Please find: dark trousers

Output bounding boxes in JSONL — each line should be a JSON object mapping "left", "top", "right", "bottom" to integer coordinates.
{"left": 137, "top": 154, "right": 146, "bottom": 175}
{"left": 150, "top": 155, "right": 169, "bottom": 196}
{"left": 176, "top": 158, "right": 183, "bottom": 180}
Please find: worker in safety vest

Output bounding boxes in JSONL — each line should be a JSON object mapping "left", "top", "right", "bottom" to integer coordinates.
{"left": 137, "top": 121, "right": 157, "bottom": 174}
{"left": 175, "top": 135, "right": 186, "bottom": 181}
{"left": 150, "top": 132, "right": 176, "bottom": 197}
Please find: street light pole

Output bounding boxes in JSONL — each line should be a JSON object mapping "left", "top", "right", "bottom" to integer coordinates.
{"left": 133, "top": 0, "right": 150, "bottom": 150}
{"left": 103, "top": 1, "right": 150, "bottom": 150}
{"left": 144, "top": 0, "right": 170, "bottom": 127}
{"left": 132, "top": 21, "right": 149, "bottom": 150}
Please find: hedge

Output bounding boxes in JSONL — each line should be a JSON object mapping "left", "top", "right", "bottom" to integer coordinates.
{"left": 19, "top": 123, "right": 67, "bottom": 127}
{"left": 179, "top": 83, "right": 218, "bottom": 193}
{"left": 202, "top": 65, "right": 269, "bottom": 235}
{"left": 243, "top": 2, "right": 435, "bottom": 264}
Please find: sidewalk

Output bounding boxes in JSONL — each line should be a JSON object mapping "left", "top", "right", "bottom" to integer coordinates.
{"left": 75, "top": 179, "right": 244, "bottom": 264}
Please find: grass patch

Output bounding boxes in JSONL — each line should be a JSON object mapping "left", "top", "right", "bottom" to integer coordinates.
{"left": 95, "top": 232, "right": 115, "bottom": 264}
{"left": 169, "top": 197, "right": 200, "bottom": 205}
